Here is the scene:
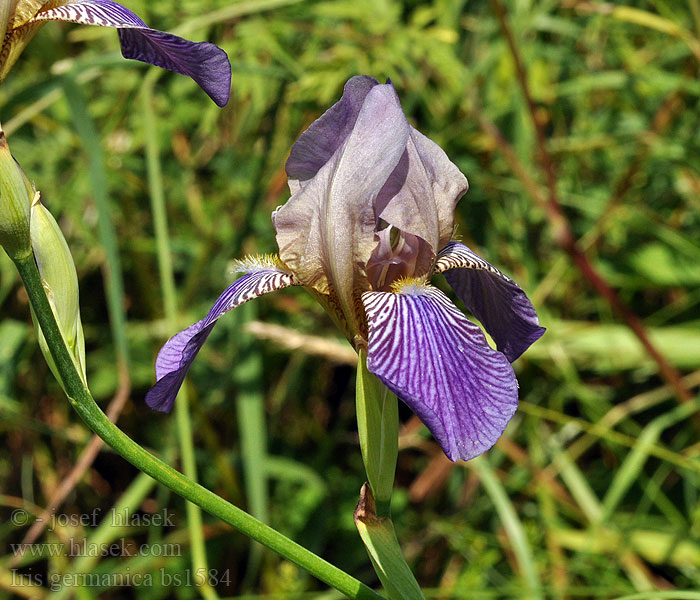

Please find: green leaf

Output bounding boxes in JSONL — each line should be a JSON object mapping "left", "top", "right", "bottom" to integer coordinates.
{"left": 354, "top": 484, "right": 425, "bottom": 600}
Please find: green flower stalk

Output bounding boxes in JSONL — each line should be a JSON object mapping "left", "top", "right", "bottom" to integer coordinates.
{"left": 0, "top": 128, "right": 31, "bottom": 261}
{"left": 354, "top": 484, "right": 425, "bottom": 600}
{"left": 29, "top": 193, "right": 87, "bottom": 387}
{"left": 356, "top": 349, "right": 398, "bottom": 516}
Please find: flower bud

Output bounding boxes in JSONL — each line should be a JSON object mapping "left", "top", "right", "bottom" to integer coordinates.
{"left": 0, "top": 129, "right": 32, "bottom": 260}
{"left": 30, "top": 196, "right": 87, "bottom": 386}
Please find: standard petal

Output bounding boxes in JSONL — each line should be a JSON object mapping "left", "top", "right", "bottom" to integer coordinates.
{"left": 33, "top": 0, "right": 231, "bottom": 106}
{"left": 363, "top": 284, "right": 518, "bottom": 462}
{"left": 285, "top": 75, "right": 379, "bottom": 188}
{"left": 376, "top": 128, "right": 468, "bottom": 256}
{"left": 274, "top": 83, "right": 410, "bottom": 335}
{"left": 435, "top": 241, "right": 545, "bottom": 362}
{"left": 146, "top": 268, "right": 298, "bottom": 413}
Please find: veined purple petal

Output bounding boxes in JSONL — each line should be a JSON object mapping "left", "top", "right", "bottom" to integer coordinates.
{"left": 117, "top": 28, "right": 231, "bottom": 107}
{"left": 285, "top": 75, "right": 379, "bottom": 189}
{"left": 33, "top": 0, "right": 231, "bottom": 106}
{"left": 363, "top": 284, "right": 518, "bottom": 462}
{"left": 146, "top": 268, "right": 298, "bottom": 413}
{"left": 33, "top": 1, "right": 147, "bottom": 27}
{"left": 146, "top": 318, "right": 213, "bottom": 413}
{"left": 435, "top": 241, "right": 545, "bottom": 363}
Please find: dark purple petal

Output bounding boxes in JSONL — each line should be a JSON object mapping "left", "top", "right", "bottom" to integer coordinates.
{"left": 363, "top": 285, "right": 519, "bottom": 461}
{"left": 117, "top": 28, "right": 231, "bottom": 107}
{"left": 146, "top": 319, "right": 214, "bottom": 413}
{"left": 34, "top": 0, "right": 231, "bottom": 107}
{"left": 435, "top": 242, "right": 545, "bottom": 363}
{"left": 285, "top": 75, "right": 379, "bottom": 187}
{"left": 146, "top": 269, "right": 298, "bottom": 412}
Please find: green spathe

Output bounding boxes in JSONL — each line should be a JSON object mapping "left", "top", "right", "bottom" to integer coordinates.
{"left": 354, "top": 484, "right": 425, "bottom": 600}
{"left": 30, "top": 196, "right": 87, "bottom": 387}
{"left": 0, "top": 130, "right": 31, "bottom": 260}
{"left": 356, "top": 349, "right": 398, "bottom": 514}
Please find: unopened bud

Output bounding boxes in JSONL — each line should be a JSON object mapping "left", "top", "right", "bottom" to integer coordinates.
{"left": 30, "top": 196, "right": 87, "bottom": 386}
{"left": 0, "top": 129, "right": 32, "bottom": 260}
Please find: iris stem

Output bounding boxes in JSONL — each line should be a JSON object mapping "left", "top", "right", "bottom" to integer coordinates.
{"left": 14, "top": 253, "right": 385, "bottom": 600}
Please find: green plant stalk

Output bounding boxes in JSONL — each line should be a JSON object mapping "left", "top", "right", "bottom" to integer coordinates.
{"left": 355, "top": 353, "right": 424, "bottom": 598}
{"left": 13, "top": 253, "right": 385, "bottom": 600}
{"left": 355, "top": 350, "right": 398, "bottom": 517}
{"left": 354, "top": 484, "right": 425, "bottom": 600}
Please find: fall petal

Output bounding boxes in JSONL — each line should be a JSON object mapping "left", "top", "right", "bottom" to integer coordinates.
{"left": 146, "top": 268, "right": 298, "bottom": 412}
{"left": 435, "top": 241, "right": 545, "bottom": 362}
{"left": 363, "top": 284, "right": 519, "bottom": 461}
{"left": 33, "top": 0, "right": 231, "bottom": 106}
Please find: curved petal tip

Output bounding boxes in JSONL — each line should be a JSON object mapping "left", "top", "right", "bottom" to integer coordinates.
{"left": 436, "top": 242, "right": 545, "bottom": 362}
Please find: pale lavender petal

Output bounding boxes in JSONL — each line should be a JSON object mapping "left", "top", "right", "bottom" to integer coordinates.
{"left": 274, "top": 83, "right": 410, "bottom": 334}
{"left": 363, "top": 285, "right": 518, "bottom": 462}
{"left": 34, "top": 0, "right": 231, "bottom": 106}
{"left": 435, "top": 242, "right": 545, "bottom": 362}
{"left": 285, "top": 75, "right": 379, "bottom": 187}
{"left": 376, "top": 128, "right": 468, "bottom": 255}
{"left": 146, "top": 269, "right": 298, "bottom": 412}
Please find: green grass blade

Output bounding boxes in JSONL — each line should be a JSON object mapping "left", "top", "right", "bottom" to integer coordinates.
{"left": 472, "top": 457, "right": 543, "bottom": 600}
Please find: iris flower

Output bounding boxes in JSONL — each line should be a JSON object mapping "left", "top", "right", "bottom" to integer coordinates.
{"left": 0, "top": 0, "right": 231, "bottom": 106}
{"left": 146, "top": 76, "right": 544, "bottom": 461}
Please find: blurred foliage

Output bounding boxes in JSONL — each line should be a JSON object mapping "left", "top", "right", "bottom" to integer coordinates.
{"left": 1, "top": 0, "right": 700, "bottom": 598}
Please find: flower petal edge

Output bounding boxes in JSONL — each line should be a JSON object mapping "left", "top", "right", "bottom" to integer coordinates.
{"left": 146, "top": 268, "right": 298, "bottom": 413}
{"left": 435, "top": 241, "right": 545, "bottom": 362}
{"left": 34, "top": 0, "right": 231, "bottom": 106}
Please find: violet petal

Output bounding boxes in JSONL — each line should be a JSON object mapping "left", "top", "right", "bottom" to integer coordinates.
{"left": 285, "top": 75, "right": 379, "bottom": 189}
{"left": 34, "top": 0, "right": 231, "bottom": 106}
{"left": 363, "top": 284, "right": 519, "bottom": 462}
{"left": 146, "top": 269, "right": 298, "bottom": 412}
{"left": 146, "top": 319, "right": 213, "bottom": 413}
{"left": 117, "top": 28, "right": 230, "bottom": 106}
{"left": 435, "top": 241, "right": 545, "bottom": 362}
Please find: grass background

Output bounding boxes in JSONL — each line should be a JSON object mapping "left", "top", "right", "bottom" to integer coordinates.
{"left": 1, "top": 0, "right": 700, "bottom": 598}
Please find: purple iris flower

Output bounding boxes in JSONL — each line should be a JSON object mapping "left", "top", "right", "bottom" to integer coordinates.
{"left": 0, "top": 0, "right": 231, "bottom": 106}
{"left": 146, "top": 76, "right": 545, "bottom": 462}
